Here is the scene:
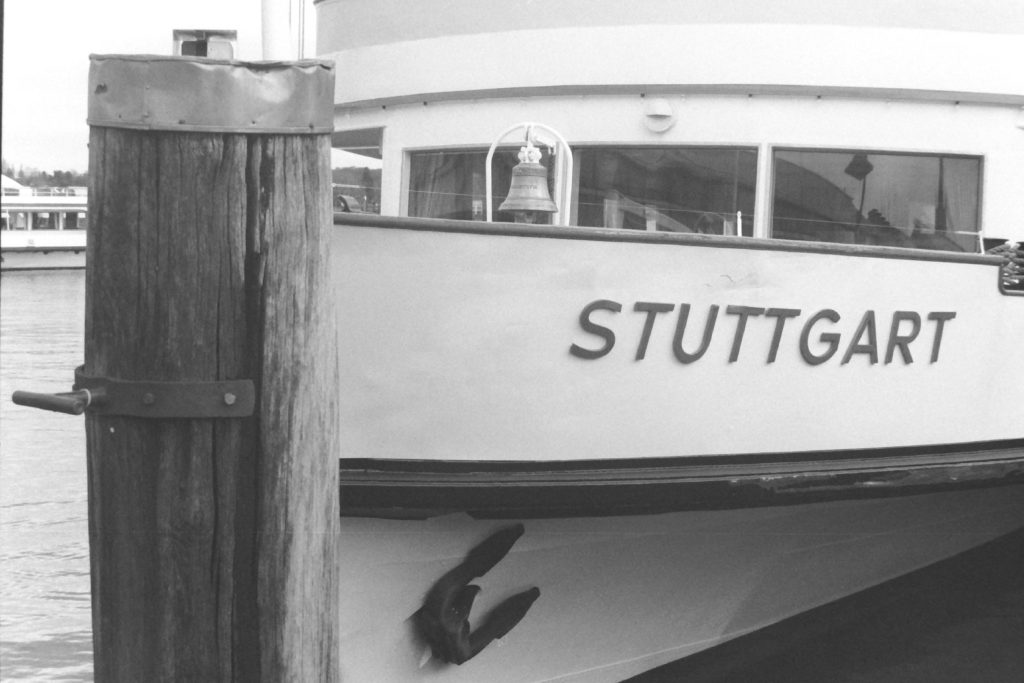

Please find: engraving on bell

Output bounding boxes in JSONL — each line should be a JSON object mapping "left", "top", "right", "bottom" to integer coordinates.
{"left": 499, "top": 142, "right": 557, "bottom": 214}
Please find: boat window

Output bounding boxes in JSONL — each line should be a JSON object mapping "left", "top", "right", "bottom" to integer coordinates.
{"left": 332, "top": 128, "right": 382, "bottom": 215}
{"left": 7, "top": 212, "right": 27, "bottom": 229}
{"left": 408, "top": 149, "right": 555, "bottom": 223}
{"left": 172, "top": 29, "right": 237, "bottom": 59}
{"left": 408, "top": 146, "right": 756, "bottom": 231}
{"left": 772, "top": 150, "right": 982, "bottom": 252}
{"left": 35, "top": 212, "right": 56, "bottom": 230}
{"left": 65, "top": 212, "right": 87, "bottom": 230}
{"left": 576, "top": 147, "right": 757, "bottom": 236}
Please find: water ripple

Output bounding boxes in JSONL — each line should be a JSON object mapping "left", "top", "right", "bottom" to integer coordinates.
{"left": 1, "top": 271, "right": 92, "bottom": 680}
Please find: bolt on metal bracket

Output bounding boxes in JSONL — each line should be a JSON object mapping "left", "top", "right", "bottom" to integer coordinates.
{"left": 11, "top": 365, "right": 255, "bottom": 418}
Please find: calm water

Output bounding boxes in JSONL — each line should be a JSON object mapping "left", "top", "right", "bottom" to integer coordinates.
{"left": 0, "top": 271, "right": 92, "bottom": 681}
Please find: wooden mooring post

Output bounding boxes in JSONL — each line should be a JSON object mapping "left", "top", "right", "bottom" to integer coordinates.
{"left": 83, "top": 55, "right": 338, "bottom": 681}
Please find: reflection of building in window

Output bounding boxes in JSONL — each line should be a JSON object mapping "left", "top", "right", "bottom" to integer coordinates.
{"left": 331, "top": 167, "right": 380, "bottom": 214}
{"left": 408, "top": 149, "right": 554, "bottom": 223}
{"left": 35, "top": 212, "right": 55, "bottom": 230}
{"left": 772, "top": 150, "right": 981, "bottom": 252}
{"left": 10, "top": 212, "right": 30, "bottom": 229}
{"left": 576, "top": 148, "right": 757, "bottom": 236}
{"left": 407, "top": 146, "right": 755, "bottom": 232}
{"left": 66, "top": 212, "right": 87, "bottom": 229}
{"left": 332, "top": 128, "right": 383, "bottom": 215}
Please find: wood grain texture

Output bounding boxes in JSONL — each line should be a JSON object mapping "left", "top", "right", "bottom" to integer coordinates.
{"left": 86, "top": 127, "right": 338, "bottom": 681}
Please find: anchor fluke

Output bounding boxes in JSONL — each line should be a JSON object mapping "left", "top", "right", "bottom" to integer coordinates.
{"left": 415, "top": 523, "right": 539, "bottom": 664}
{"left": 468, "top": 586, "right": 541, "bottom": 655}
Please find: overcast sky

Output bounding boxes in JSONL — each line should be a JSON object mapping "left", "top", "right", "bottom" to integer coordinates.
{"left": 2, "top": 1, "right": 317, "bottom": 173}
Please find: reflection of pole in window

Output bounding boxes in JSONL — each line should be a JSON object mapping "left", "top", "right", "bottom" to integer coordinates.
{"left": 936, "top": 157, "right": 946, "bottom": 232}
{"left": 844, "top": 153, "right": 874, "bottom": 229}
{"left": 472, "top": 171, "right": 484, "bottom": 220}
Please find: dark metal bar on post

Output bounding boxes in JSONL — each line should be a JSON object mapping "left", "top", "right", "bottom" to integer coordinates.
{"left": 85, "top": 54, "right": 338, "bottom": 681}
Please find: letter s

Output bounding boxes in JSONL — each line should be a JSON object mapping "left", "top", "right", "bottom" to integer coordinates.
{"left": 569, "top": 299, "right": 622, "bottom": 359}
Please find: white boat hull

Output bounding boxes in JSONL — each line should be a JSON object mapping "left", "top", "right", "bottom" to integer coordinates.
{"left": 330, "top": 217, "right": 1023, "bottom": 680}
{"left": 2, "top": 195, "right": 88, "bottom": 271}
{"left": 338, "top": 485, "right": 1024, "bottom": 682}
{"left": 332, "top": 219, "right": 1022, "bottom": 462}
{"left": 1, "top": 230, "right": 87, "bottom": 271}
{"left": 1, "top": 246, "right": 86, "bottom": 271}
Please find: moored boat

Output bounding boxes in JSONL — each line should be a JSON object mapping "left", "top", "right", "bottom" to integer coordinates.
{"left": 315, "top": 1, "right": 1024, "bottom": 679}
{"left": 1, "top": 190, "right": 88, "bottom": 271}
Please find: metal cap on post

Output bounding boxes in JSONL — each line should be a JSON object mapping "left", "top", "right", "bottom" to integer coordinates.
{"left": 88, "top": 54, "right": 334, "bottom": 134}
{"left": 84, "top": 55, "right": 338, "bottom": 682}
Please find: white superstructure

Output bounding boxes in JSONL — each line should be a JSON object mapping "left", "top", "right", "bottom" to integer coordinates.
{"left": 318, "top": 0, "right": 1024, "bottom": 244}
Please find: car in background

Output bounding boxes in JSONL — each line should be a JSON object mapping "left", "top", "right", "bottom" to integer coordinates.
{"left": 333, "top": 192, "right": 363, "bottom": 213}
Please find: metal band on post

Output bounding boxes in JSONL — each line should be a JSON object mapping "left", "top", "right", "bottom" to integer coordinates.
{"left": 88, "top": 54, "right": 334, "bottom": 134}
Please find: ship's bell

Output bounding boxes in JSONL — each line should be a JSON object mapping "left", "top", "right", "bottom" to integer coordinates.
{"left": 499, "top": 142, "right": 557, "bottom": 217}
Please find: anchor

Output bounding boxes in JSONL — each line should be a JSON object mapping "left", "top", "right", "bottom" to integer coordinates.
{"left": 415, "top": 523, "right": 540, "bottom": 665}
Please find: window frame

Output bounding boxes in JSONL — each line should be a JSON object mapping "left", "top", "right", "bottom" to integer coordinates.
{"left": 405, "top": 144, "right": 558, "bottom": 224}
{"left": 572, "top": 143, "right": 760, "bottom": 236}
{"left": 768, "top": 146, "right": 984, "bottom": 252}
{"left": 404, "top": 142, "right": 761, "bottom": 235}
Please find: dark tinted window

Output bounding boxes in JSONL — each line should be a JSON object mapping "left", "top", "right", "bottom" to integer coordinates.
{"left": 332, "top": 129, "right": 382, "bottom": 216}
{"left": 576, "top": 147, "right": 757, "bottom": 236}
{"left": 65, "top": 212, "right": 87, "bottom": 230}
{"left": 772, "top": 150, "right": 981, "bottom": 252}
{"left": 408, "top": 149, "right": 554, "bottom": 223}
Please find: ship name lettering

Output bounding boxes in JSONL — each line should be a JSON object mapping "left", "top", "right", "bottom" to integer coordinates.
{"left": 568, "top": 300, "right": 956, "bottom": 365}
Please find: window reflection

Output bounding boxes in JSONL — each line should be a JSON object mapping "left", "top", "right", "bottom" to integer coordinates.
{"left": 66, "top": 212, "right": 87, "bottom": 230}
{"left": 35, "top": 212, "right": 55, "bottom": 230}
{"left": 331, "top": 128, "right": 383, "bottom": 216}
{"left": 408, "top": 146, "right": 756, "bottom": 232}
{"left": 576, "top": 148, "right": 757, "bottom": 236}
{"left": 772, "top": 150, "right": 981, "bottom": 252}
{"left": 332, "top": 149, "right": 381, "bottom": 215}
{"left": 408, "top": 149, "right": 554, "bottom": 223}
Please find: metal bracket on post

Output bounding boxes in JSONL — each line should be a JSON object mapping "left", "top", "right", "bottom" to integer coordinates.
{"left": 11, "top": 365, "right": 255, "bottom": 418}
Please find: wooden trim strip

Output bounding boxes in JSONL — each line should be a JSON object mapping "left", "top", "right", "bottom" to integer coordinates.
{"left": 339, "top": 439, "right": 1024, "bottom": 519}
{"left": 333, "top": 213, "right": 1001, "bottom": 266}
{"left": 342, "top": 438, "right": 1024, "bottom": 473}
